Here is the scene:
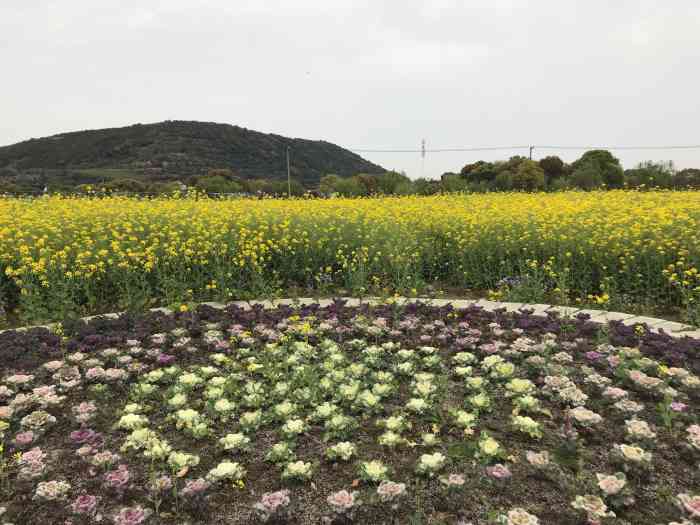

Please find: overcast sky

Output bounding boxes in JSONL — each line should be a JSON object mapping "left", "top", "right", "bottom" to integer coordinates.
{"left": 2, "top": 0, "right": 700, "bottom": 178}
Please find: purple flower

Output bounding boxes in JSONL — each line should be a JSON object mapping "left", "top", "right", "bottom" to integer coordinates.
{"left": 85, "top": 367, "right": 106, "bottom": 381}
{"left": 156, "top": 353, "right": 176, "bottom": 365}
{"left": 113, "top": 505, "right": 151, "bottom": 525}
{"left": 440, "top": 474, "right": 466, "bottom": 487}
{"left": 71, "top": 494, "right": 99, "bottom": 516}
{"left": 104, "top": 368, "right": 128, "bottom": 381}
{"left": 607, "top": 355, "right": 621, "bottom": 368}
{"left": 376, "top": 481, "right": 407, "bottom": 502}
{"left": 670, "top": 401, "right": 688, "bottom": 412}
{"left": 180, "top": 478, "right": 210, "bottom": 499}
{"left": 149, "top": 475, "right": 173, "bottom": 494}
{"left": 486, "top": 464, "right": 512, "bottom": 480}
{"left": 262, "top": 489, "right": 290, "bottom": 507}
{"left": 72, "top": 401, "right": 98, "bottom": 423}
{"left": 455, "top": 337, "right": 470, "bottom": 348}
{"left": 585, "top": 351, "right": 603, "bottom": 362}
{"left": 327, "top": 490, "right": 359, "bottom": 515}
{"left": 104, "top": 464, "right": 130, "bottom": 492}
{"left": 480, "top": 343, "right": 500, "bottom": 354}
{"left": 254, "top": 489, "right": 291, "bottom": 520}
{"left": 14, "top": 430, "right": 35, "bottom": 447}
{"left": 70, "top": 428, "right": 99, "bottom": 445}
{"left": 19, "top": 447, "right": 46, "bottom": 465}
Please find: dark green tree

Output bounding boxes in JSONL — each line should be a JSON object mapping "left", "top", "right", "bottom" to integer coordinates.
{"left": 674, "top": 168, "right": 700, "bottom": 189}
{"left": 570, "top": 164, "right": 604, "bottom": 190}
{"left": 104, "top": 178, "right": 149, "bottom": 193}
{"left": 511, "top": 160, "right": 545, "bottom": 191}
{"left": 377, "top": 171, "right": 411, "bottom": 194}
{"left": 539, "top": 156, "right": 566, "bottom": 181}
{"left": 493, "top": 170, "right": 514, "bottom": 191}
{"left": 502, "top": 155, "right": 528, "bottom": 173}
{"left": 355, "top": 173, "right": 379, "bottom": 194}
{"left": 572, "top": 150, "right": 624, "bottom": 188}
{"left": 319, "top": 174, "right": 342, "bottom": 195}
{"left": 624, "top": 161, "right": 674, "bottom": 188}
{"left": 244, "top": 179, "right": 272, "bottom": 194}
{"left": 333, "top": 177, "right": 365, "bottom": 197}
{"left": 268, "top": 179, "right": 304, "bottom": 196}
{"left": 441, "top": 173, "right": 469, "bottom": 192}
{"left": 460, "top": 161, "right": 498, "bottom": 184}
{"left": 394, "top": 180, "right": 415, "bottom": 195}
{"left": 195, "top": 175, "right": 242, "bottom": 194}
{"left": 414, "top": 178, "right": 440, "bottom": 195}
{"left": 470, "top": 162, "right": 499, "bottom": 184}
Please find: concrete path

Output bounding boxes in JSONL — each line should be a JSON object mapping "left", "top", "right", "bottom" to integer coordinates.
{"left": 6, "top": 297, "right": 700, "bottom": 340}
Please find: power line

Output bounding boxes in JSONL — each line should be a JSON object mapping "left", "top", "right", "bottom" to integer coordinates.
{"left": 536, "top": 144, "right": 700, "bottom": 151}
{"left": 286, "top": 146, "right": 291, "bottom": 197}
{"left": 350, "top": 144, "right": 700, "bottom": 153}
{"left": 351, "top": 145, "right": 529, "bottom": 153}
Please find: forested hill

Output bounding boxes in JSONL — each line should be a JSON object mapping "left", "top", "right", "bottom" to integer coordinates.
{"left": 0, "top": 120, "right": 385, "bottom": 187}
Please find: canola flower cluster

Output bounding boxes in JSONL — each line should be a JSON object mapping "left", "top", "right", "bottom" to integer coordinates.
{"left": 1, "top": 190, "right": 699, "bottom": 322}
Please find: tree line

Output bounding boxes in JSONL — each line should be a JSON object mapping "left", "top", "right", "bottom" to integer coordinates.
{"left": 320, "top": 150, "right": 700, "bottom": 196}
{"left": 3, "top": 149, "right": 699, "bottom": 197}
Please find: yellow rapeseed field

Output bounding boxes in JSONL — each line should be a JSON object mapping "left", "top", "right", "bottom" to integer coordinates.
{"left": 1, "top": 190, "right": 699, "bottom": 323}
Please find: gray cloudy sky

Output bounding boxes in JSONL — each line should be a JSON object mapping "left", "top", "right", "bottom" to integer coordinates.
{"left": 2, "top": 0, "right": 700, "bottom": 178}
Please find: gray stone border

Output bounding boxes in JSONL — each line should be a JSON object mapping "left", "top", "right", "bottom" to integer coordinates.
{"left": 5, "top": 297, "right": 699, "bottom": 340}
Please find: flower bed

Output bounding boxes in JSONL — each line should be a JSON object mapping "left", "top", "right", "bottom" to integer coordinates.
{"left": 3, "top": 191, "right": 700, "bottom": 325}
{"left": 0, "top": 300, "right": 699, "bottom": 524}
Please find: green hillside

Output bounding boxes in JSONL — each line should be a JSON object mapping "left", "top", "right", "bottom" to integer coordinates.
{"left": 0, "top": 120, "right": 385, "bottom": 192}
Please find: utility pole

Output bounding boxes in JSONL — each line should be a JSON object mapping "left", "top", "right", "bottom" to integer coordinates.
{"left": 286, "top": 146, "right": 291, "bottom": 197}
{"left": 529, "top": 145, "right": 534, "bottom": 160}
{"left": 421, "top": 139, "right": 426, "bottom": 178}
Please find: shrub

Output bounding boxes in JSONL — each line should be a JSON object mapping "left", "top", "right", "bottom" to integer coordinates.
{"left": 512, "top": 160, "right": 545, "bottom": 191}
{"left": 570, "top": 165, "right": 604, "bottom": 190}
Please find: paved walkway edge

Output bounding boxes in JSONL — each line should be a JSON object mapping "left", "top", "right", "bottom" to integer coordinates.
{"left": 5, "top": 297, "right": 700, "bottom": 340}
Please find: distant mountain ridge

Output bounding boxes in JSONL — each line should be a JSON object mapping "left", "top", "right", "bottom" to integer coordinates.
{"left": 0, "top": 120, "right": 385, "bottom": 187}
